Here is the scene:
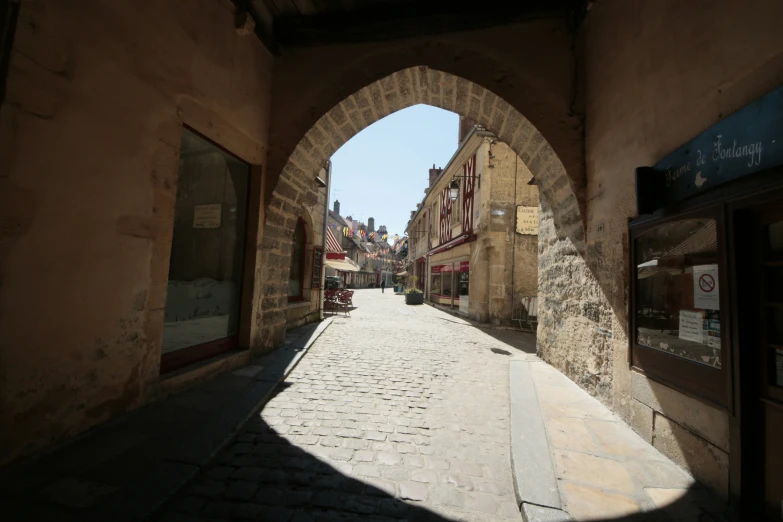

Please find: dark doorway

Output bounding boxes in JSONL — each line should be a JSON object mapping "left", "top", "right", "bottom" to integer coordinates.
{"left": 732, "top": 186, "right": 783, "bottom": 520}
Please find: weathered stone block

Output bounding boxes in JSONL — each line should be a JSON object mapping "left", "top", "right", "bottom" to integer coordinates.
{"left": 652, "top": 414, "right": 728, "bottom": 498}
{"left": 629, "top": 399, "right": 653, "bottom": 443}
{"left": 632, "top": 372, "right": 729, "bottom": 452}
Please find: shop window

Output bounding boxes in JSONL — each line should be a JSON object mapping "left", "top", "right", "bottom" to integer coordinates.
{"left": 442, "top": 272, "right": 453, "bottom": 297}
{"left": 288, "top": 218, "right": 306, "bottom": 301}
{"left": 431, "top": 273, "right": 442, "bottom": 296}
{"left": 160, "top": 127, "right": 250, "bottom": 373}
{"left": 630, "top": 207, "right": 727, "bottom": 406}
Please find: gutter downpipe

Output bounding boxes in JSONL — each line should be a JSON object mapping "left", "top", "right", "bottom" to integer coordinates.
{"left": 319, "top": 160, "right": 332, "bottom": 320}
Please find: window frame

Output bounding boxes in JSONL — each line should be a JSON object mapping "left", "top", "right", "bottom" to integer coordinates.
{"left": 629, "top": 203, "right": 732, "bottom": 408}
{"left": 160, "top": 125, "right": 255, "bottom": 374}
{"left": 288, "top": 217, "right": 307, "bottom": 302}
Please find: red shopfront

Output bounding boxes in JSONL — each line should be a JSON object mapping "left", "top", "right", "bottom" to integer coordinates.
{"left": 430, "top": 261, "right": 469, "bottom": 311}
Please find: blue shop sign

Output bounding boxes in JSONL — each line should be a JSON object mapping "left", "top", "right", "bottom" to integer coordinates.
{"left": 636, "top": 85, "right": 783, "bottom": 214}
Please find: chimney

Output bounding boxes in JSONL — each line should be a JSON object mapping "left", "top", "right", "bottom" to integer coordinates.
{"left": 379, "top": 225, "right": 387, "bottom": 235}
{"left": 368, "top": 217, "right": 375, "bottom": 233}
{"left": 459, "top": 115, "right": 478, "bottom": 143}
{"left": 333, "top": 200, "right": 340, "bottom": 215}
{"left": 429, "top": 164, "right": 443, "bottom": 188}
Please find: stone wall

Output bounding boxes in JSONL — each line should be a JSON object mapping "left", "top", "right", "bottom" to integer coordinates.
{"left": 580, "top": 0, "right": 783, "bottom": 497}
{"left": 0, "top": 0, "right": 272, "bottom": 464}
{"left": 488, "top": 142, "right": 539, "bottom": 325}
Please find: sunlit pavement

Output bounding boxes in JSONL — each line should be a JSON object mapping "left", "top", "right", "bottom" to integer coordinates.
{"left": 157, "top": 289, "right": 534, "bottom": 521}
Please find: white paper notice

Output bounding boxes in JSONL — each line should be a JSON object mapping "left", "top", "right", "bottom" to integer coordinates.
{"left": 679, "top": 310, "right": 704, "bottom": 344}
{"left": 193, "top": 204, "right": 222, "bottom": 229}
{"left": 693, "top": 264, "right": 719, "bottom": 310}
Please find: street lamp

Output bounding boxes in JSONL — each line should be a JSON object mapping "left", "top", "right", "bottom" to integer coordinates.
{"left": 448, "top": 172, "right": 480, "bottom": 201}
{"left": 448, "top": 180, "right": 460, "bottom": 201}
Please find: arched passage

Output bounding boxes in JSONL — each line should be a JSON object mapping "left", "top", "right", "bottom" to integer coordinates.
{"left": 256, "top": 66, "right": 607, "bottom": 406}
{"left": 278, "top": 66, "right": 582, "bottom": 237}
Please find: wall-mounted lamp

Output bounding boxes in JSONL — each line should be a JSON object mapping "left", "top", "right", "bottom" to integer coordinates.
{"left": 448, "top": 180, "right": 460, "bottom": 201}
{"left": 315, "top": 167, "right": 328, "bottom": 188}
{"left": 447, "top": 173, "right": 481, "bottom": 201}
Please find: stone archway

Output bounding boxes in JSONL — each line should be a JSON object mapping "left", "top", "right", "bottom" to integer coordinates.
{"left": 255, "top": 67, "right": 597, "bottom": 376}
{"left": 274, "top": 66, "right": 582, "bottom": 243}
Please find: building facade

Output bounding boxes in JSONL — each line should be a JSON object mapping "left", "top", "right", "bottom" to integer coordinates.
{"left": 407, "top": 126, "right": 539, "bottom": 324}
{"left": 324, "top": 203, "right": 395, "bottom": 288}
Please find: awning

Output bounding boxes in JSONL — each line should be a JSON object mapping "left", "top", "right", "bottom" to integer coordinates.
{"left": 326, "top": 226, "right": 343, "bottom": 253}
{"left": 325, "top": 257, "right": 360, "bottom": 272}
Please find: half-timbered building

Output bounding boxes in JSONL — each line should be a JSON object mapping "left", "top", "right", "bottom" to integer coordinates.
{"left": 406, "top": 121, "right": 539, "bottom": 324}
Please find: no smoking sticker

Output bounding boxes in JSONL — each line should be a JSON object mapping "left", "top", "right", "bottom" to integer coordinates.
{"left": 698, "top": 273, "right": 715, "bottom": 293}
{"left": 694, "top": 265, "right": 719, "bottom": 310}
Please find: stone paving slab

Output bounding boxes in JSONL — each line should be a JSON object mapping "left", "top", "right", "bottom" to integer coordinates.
{"left": 154, "top": 289, "right": 540, "bottom": 522}
{"left": 524, "top": 361, "right": 733, "bottom": 522}
{"left": 0, "top": 318, "right": 333, "bottom": 522}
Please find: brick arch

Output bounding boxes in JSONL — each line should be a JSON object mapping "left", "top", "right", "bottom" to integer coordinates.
{"left": 256, "top": 66, "right": 584, "bottom": 348}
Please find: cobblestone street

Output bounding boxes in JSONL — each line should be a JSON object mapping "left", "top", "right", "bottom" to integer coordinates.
{"left": 157, "top": 289, "right": 536, "bottom": 522}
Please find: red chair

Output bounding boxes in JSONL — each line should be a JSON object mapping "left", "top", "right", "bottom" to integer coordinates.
{"left": 324, "top": 289, "right": 339, "bottom": 313}
{"left": 335, "top": 290, "right": 354, "bottom": 316}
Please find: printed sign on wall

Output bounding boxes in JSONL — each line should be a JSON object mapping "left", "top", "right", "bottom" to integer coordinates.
{"left": 193, "top": 204, "right": 222, "bottom": 229}
{"left": 516, "top": 206, "right": 539, "bottom": 235}
{"left": 693, "top": 264, "right": 719, "bottom": 310}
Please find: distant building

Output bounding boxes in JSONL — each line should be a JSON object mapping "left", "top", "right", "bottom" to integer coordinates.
{"left": 406, "top": 126, "right": 539, "bottom": 325}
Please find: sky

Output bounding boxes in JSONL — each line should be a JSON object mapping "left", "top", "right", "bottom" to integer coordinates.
{"left": 329, "top": 105, "right": 459, "bottom": 239}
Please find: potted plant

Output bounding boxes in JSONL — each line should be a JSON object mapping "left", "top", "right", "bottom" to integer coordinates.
{"left": 405, "top": 276, "right": 424, "bottom": 305}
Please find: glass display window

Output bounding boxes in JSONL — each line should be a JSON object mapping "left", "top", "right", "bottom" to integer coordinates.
{"left": 630, "top": 205, "right": 728, "bottom": 406}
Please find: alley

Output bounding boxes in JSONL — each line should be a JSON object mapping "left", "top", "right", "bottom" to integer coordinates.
{"left": 157, "top": 290, "right": 535, "bottom": 521}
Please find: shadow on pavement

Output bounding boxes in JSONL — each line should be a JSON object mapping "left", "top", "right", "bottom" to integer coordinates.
{"left": 478, "top": 328, "right": 537, "bottom": 355}
{"left": 0, "top": 321, "right": 332, "bottom": 522}
{"left": 152, "top": 382, "right": 459, "bottom": 522}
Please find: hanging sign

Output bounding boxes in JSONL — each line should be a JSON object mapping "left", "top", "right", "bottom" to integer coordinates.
{"left": 693, "top": 264, "right": 719, "bottom": 310}
{"left": 193, "top": 204, "right": 222, "bottom": 228}
{"left": 636, "top": 85, "right": 783, "bottom": 215}
{"left": 516, "top": 206, "right": 539, "bottom": 235}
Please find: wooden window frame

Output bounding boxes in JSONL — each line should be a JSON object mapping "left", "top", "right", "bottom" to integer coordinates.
{"left": 160, "top": 126, "right": 256, "bottom": 375}
{"left": 288, "top": 217, "right": 307, "bottom": 303}
{"left": 629, "top": 203, "right": 732, "bottom": 408}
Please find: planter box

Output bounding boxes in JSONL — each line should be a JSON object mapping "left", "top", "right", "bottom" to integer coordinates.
{"left": 405, "top": 292, "right": 424, "bottom": 305}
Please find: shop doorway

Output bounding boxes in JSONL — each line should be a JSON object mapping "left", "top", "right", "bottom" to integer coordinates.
{"left": 160, "top": 128, "right": 251, "bottom": 373}
{"left": 732, "top": 186, "right": 783, "bottom": 519}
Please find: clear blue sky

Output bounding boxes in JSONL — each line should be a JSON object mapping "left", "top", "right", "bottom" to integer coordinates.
{"left": 329, "top": 105, "right": 459, "bottom": 239}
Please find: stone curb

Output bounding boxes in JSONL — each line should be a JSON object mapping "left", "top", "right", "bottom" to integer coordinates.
{"left": 509, "top": 360, "right": 573, "bottom": 522}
